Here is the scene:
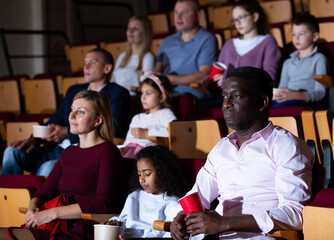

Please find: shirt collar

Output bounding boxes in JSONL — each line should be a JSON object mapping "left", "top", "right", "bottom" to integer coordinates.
{"left": 290, "top": 45, "right": 318, "bottom": 59}
{"left": 87, "top": 83, "right": 107, "bottom": 92}
{"left": 227, "top": 122, "right": 274, "bottom": 145}
{"left": 177, "top": 27, "right": 203, "bottom": 44}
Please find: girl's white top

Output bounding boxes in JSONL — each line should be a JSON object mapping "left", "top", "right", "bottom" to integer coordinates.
{"left": 110, "top": 189, "right": 180, "bottom": 238}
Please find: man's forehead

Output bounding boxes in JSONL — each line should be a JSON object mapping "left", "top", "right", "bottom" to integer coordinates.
{"left": 225, "top": 76, "right": 250, "bottom": 89}
{"left": 85, "top": 52, "right": 103, "bottom": 61}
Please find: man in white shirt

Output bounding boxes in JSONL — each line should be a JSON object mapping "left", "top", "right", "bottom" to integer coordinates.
{"left": 171, "top": 66, "right": 313, "bottom": 239}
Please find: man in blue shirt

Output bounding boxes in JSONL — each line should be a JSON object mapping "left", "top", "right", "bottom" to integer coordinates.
{"left": 154, "top": 0, "right": 217, "bottom": 99}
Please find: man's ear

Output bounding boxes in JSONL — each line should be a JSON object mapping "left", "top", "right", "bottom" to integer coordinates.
{"left": 196, "top": 11, "right": 201, "bottom": 22}
{"left": 312, "top": 32, "right": 319, "bottom": 43}
{"left": 259, "top": 95, "right": 270, "bottom": 112}
{"left": 104, "top": 64, "right": 113, "bottom": 75}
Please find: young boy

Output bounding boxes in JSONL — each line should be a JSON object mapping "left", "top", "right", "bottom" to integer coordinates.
{"left": 273, "top": 12, "right": 327, "bottom": 107}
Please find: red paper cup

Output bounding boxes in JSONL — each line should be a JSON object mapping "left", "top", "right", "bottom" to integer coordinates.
{"left": 208, "top": 62, "right": 227, "bottom": 80}
{"left": 179, "top": 192, "right": 205, "bottom": 215}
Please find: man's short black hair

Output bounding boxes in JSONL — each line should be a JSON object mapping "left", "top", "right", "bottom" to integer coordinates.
{"left": 293, "top": 12, "right": 319, "bottom": 33}
{"left": 226, "top": 66, "right": 273, "bottom": 117}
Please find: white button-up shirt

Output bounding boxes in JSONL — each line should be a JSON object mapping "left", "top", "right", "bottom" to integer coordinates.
{"left": 187, "top": 122, "right": 313, "bottom": 234}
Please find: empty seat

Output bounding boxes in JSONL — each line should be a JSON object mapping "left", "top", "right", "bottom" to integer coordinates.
{"left": 310, "top": 0, "right": 334, "bottom": 19}
{"left": 0, "top": 80, "right": 21, "bottom": 114}
{"left": 100, "top": 41, "right": 127, "bottom": 62}
{"left": 212, "top": 5, "right": 233, "bottom": 29}
{"left": 260, "top": 0, "right": 292, "bottom": 25}
{"left": 6, "top": 122, "right": 38, "bottom": 146}
{"left": 62, "top": 77, "right": 85, "bottom": 97}
{"left": 0, "top": 188, "right": 31, "bottom": 227}
{"left": 147, "top": 13, "right": 169, "bottom": 35}
{"left": 24, "top": 79, "right": 57, "bottom": 114}
{"left": 64, "top": 44, "right": 98, "bottom": 74}
{"left": 0, "top": 175, "right": 46, "bottom": 227}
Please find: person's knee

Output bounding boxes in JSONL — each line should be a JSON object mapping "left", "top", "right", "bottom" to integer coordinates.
{"left": 36, "top": 160, "right": 57, "bottom": 176}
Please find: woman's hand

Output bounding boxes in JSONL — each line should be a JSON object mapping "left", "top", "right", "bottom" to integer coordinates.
{"left": 213, "top": 74, "right": 223, "bottom": 87}
{"left": 131, "top": 128, "right": 148, "bottom": 139}
{"left": 25, "top": 208, "right": 57, "bottom": 228}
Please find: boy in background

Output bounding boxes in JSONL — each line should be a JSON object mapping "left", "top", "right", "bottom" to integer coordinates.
{"left": 273, "top": 12, "right": 327, "bottom": 107}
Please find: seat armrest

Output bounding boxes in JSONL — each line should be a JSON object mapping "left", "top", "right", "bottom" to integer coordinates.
{"left": 147, "top": 136, "right": 169, "bottom": 147}
{"left": 267, "top": 230, "right": 302, "bottom": 240}
{"left": 313, "top": 75, "right": 334, "bottom": 88}
{"left": 153, "top": 220, "right": 171, "bottom": 232}
{"left": 81, "top": 213, "right": 119, "bottom": 223}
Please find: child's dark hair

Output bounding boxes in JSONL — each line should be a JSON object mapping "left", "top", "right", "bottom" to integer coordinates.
{"left": 135, "top": 145, "right": 188, "bottom": 197}
{"left": 233, "top": 0, "right": 270, "bottom": 35}
{"left": 140, "top": 75, "right": 173, "bottom": 110}
{"left": 293, "top": 12, "right": 319, "bottom": 33}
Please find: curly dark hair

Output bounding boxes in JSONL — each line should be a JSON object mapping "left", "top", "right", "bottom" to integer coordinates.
{"left": 134, "top": 145, "right": 188, "bottom": 198}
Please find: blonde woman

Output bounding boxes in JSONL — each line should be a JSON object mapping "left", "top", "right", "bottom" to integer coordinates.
{"left": 1, "top": 90, "right": 122, "bottom": 240}
{"left": 111, "top": 15, "right": 154, "bottom": 95}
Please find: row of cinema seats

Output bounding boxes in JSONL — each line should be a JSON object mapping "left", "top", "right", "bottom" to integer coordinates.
{"left": 1, "top": 108, "right": 334, "bottom": 237}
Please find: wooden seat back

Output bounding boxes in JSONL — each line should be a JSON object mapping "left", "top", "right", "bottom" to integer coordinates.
{"left": 0, "top": 188, "right": 31, "bottom": 227}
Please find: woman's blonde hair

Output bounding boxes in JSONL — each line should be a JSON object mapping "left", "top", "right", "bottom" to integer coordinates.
{"left": 119, "top": 15, "right": 153, "bottom": 71}
{"left": 73, "top": 90, "right": 114, "bottom": 144}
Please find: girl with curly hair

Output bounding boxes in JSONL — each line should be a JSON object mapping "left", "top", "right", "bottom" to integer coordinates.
{"left": 108, "top": 145, "right": 188, "bottom": 238}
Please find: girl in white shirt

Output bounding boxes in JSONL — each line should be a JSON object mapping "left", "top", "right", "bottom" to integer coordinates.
{"left": 108, "top": 145, "right": 188, "bottom": 238}
{"left": 111, "top": 15, "right": 155, "bottom": 95}
{"left": 122, "top": 75, "right": 176, "bottom": 159}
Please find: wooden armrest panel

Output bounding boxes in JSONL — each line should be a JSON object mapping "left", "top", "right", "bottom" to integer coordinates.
{"left": 113, "top": 137, "right": 125, "bottom": 145}
{"left": 19, "top": 207, "right": 28, "bottom": 214}
{"left": 130, "top": 86, "right": 140, "bottom": 93}
{"left": 313, "top": 75, "right": 334, "bottom": 88}
{"left": 267, "top": 230, "right": 301, "bottom": 240}
{"left": 152, "top": 220, "right": 301, "bottom": 239}
{"left": 147, "top": 136, "right": 169, "bottom": 147}
{"left": 303, "top": 206, "right": 334, "bottom": 240}
{"left": 81, "top": 213, "right": 119, "bottom": 223}
{"left": 190, "top": 83, "right": 208, "bottom": 94}
{"left": 153, "top": 220, "right": 171, "bottom": 232}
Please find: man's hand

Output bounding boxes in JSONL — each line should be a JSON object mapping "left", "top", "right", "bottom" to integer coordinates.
{"left": 185, "top": 211, "right": 226, "bottom": 237}
{"left": 131, "top": 128, "right": 148, "bottom": 139}
{"left": 42, "top": 124, "right": 68, "bottom": 143}
{"left": 10, "top": 138, "right": 36, "bottom": 153}
{"left": 170, "top": 211, "right": 188, "bottom": 240}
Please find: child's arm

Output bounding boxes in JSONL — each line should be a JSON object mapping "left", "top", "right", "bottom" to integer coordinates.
{"left": 131, "top": 128, "right": 148, "bottom": 139}
{"left": 273, "top": 88, "right": 307, "bottom": 102}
